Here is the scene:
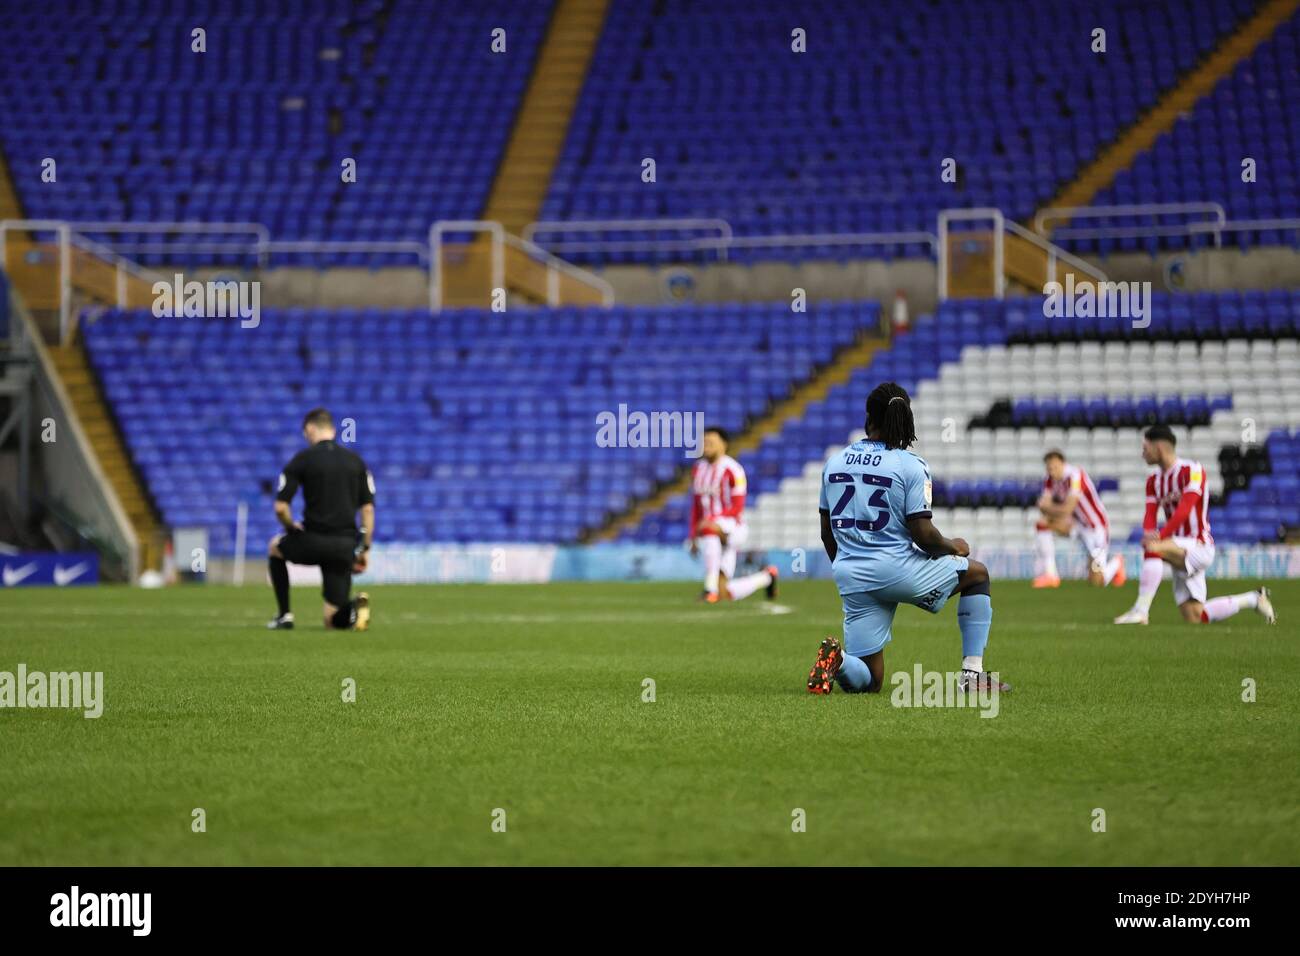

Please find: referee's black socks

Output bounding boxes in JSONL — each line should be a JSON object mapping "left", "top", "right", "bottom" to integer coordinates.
{"left": 269, "top": 557, "right": 290, "bottom": 615}
{"left": 331, "top": 601, "right": 356, "bottom": 629}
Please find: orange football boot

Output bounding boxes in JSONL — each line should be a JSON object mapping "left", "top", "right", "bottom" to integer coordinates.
{"left": 1109, "top": 555, "right": 1127, "bottom": 587}
{"left": 806, "top": 638, "right": 843, "bottom": 695}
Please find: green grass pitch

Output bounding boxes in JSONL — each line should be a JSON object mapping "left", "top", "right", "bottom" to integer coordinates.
{"left": 1, "top": 578, "right": 1296, "bottom": 866}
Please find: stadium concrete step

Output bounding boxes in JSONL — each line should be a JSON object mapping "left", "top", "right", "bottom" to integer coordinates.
{"left": 1040, "top": 0, "right": 1300, "bottom": 221}
{"left": 0, "top": 143, "right": 157, "bottom": 323}
{"left": 435, "top": 234, "right": 608, "bottom": 309}
{"left": 3, "top": 237, "right": 157, "bottom": 328}
{"left": 48, "top": 344, "right": 164, "bottom": 572}
{"left": 482, "top": 0, "right": 610, "bottom": 235}
{"left": 593, "top": 329, "right": 887, "bottom": 542}
{"left": 943, "top": 229, "right": 1103, "bottom": 299}
{"left": 945, "top": 232, "right": 1000, "bottom": 298}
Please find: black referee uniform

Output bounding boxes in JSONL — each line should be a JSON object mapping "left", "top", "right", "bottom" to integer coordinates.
{"left": 269, "top": 438, "right": 374, "bottom": 627}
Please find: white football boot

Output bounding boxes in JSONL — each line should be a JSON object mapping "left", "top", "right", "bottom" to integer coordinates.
{"left": 1255, "top": 587, "right": 1276, "bottom": 625}
{"left": 1113, "top": 607, "right": 1149, "bottom": 625}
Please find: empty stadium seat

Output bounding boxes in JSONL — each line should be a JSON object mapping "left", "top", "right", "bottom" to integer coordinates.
{"left": 81, "top": 300, "right": 877, "bottom": 553}
{"left": 622, "top": 289, "right": 1300, "bottom": 547}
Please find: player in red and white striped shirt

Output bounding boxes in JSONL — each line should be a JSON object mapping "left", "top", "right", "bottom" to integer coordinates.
{"left": 688, "top": 427, "right": 777, "bottom": 603}
{"left": 1115, "top": 425, "right": 1275, "bottom": 625}
{"left": 1032, "top": 450, "right": 1126, "bottom": 588}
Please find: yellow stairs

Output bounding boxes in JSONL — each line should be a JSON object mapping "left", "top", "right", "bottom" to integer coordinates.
{"left": 944, "top": 229, "right": 1070, "bottom": 298}
{"left": 2, "top": 238, "right": 157, "bottom": 318}
{"left": 2, "top": 144, "right": 155, "bottom": 318}
{"left": 1, "top": 147, "right": 163, "bottom": 572}
{"left": 437, "top": 0, "right": 611, "bottom": 308}
{"left": 1042, "top": 0, "right": 1300, "bottom": 221}
{"left": 436, "top": 234, "right": 609, "bottom": 308}
{"left": 483, "top": 0, "right": 609, "bottom": 234}
{"left": 941, "top": 0, "right": 1300, "bottom": 299}
{"left": 48, "top": 345, "right": 164, "bottom": 572}
{"left": 594, "top": 332, "right": 886, "bottom": 541}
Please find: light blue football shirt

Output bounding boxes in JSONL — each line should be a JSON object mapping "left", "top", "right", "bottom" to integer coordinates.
{"left": 819, "top": 439, "right": 934, "bottom": 593}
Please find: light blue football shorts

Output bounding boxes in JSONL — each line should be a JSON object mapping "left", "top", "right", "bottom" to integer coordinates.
{"left": 841, "top": 554, "right": 969, "bottom": 657}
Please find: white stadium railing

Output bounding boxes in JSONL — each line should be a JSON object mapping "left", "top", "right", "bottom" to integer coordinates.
{"left": 936, "top": 208, "right": 1108, "bottom": 302}
{"left": 426, "top": 220, "right": 613, "bottom": 311}
{"left": 61, "top": 220, "right": 273, "bottom": 265}
{"left": 1034, "top": 202, "right": 1227, "bottom": 244}
{"left": 0, "top": 219, "right": 175, "bottom": 342}
{"left": 1034, "top": 201, "right": 1300, "bottom": 249}
{"left": 524, "top": 216, "right": 937, "bottom": 261}
{"left": 5, "top": 201, "right": 1295, "bottom": 327}
{"left": 524, "top": 218, "right": 734, "bottom": 259}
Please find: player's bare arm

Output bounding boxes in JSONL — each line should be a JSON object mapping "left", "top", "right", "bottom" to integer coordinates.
{"left": 905, "top": 515, "right": 968, "bottom": 557}
{"left": 819, "top": 508, "right": 836, "bottom": 561}
{"left": 1037, "top": 493, "right": 1076, "bottom": 531}
{"left": 1141, "top": 532, "right": 1187, "bottom": 571}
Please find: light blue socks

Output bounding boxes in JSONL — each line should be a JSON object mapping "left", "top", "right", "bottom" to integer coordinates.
{"left": 957, "top": 593, "right": 992, "bottom": 661}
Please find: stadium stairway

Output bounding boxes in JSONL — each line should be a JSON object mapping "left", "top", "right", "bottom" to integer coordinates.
{"left": 2, "top": 140, "right": 157, "bottom": 568}
{"left": 483, "top": 0, "right": 610, "bottom": 235}
{"left": 595, "top": 323, "right": 885, "bottom": 541}
{"left": 0, "top": 142, "right": 155, "bottom": 320}
{"left": 440, "top": 0, "right": 611, "bottom": 309}
{"left": 48, "top": 344, "right": 163, "bottom": 572}
{"left": 1041, "top": 0, "right": 1300, "bottom": 221}
{"left": 944, "top": 230, "right": 1091, "bottom": 299}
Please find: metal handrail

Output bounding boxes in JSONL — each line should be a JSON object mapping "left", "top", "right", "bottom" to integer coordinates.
{"left": 936, "top": 209, "right": 1106, "bottom": 302}
{"left": 428, "top": 221, "right": 613, "bottom": 311}
{"left": 64, "top": 223, "right": 427, "bottom": 267}
{"left": 67, "top": 232, "right": 171, "bottom": 326}
{"left": 1004, "top": 220, "right": 1108, "bottom": 284}
{"left": 428, "top": 221, "right": 506, "bottom": 313}
{"left": 524, "top": 217, "right": 937, "bottom": 260}
{"left": 720, "top": 230, "right": 937, "bottom": 253}
{"left": 262, "top": 240, "right": 428, "bottom": 264}
{"left": 68, "top": 232, "right": 169, "bottom": 284}
{"left": 937, "top": 208, "right": 1006, "bottom": 301}
{"left": 1, "top": 219, "right": 73, "bottom": 340}
{"left": 1033, "top": 204, "right": 1300, "bottom": 252}
{"left": 7, "top": 217, "right": 611, "bottom": 318}
{"left": 524, "top": 218, "right": 733, "bottom": 260}
{"left": 1033, "top": 202, "right": 1226, "bottom": 238}
{"left": 67, "top": 220, "right": 272, "bottom": 266}
{"left": 1190, "top": 217, "right": 1300, "bottom": 238}
{"left": 504, "top": 232, "right": 615, "bottom": 307}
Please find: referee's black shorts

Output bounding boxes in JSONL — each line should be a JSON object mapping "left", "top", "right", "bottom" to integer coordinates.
{"left": 276, "top": 530, "right": 356, "bottom": 607}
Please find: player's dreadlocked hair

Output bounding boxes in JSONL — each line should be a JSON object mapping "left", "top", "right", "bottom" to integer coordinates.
{"left": 865, "top": 382, "right": 917, "bottom": 450}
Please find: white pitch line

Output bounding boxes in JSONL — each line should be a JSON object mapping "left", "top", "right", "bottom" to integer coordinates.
{"left": 9, "top": 604, "right": 796, "bottom": 628}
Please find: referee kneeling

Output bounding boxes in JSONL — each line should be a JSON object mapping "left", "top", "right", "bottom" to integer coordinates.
{"left": 267, "top": 407, "right": 375, "bottom": 631}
